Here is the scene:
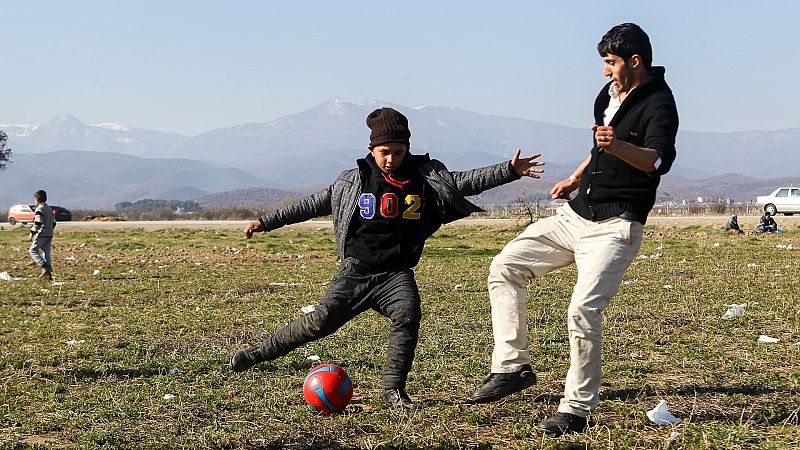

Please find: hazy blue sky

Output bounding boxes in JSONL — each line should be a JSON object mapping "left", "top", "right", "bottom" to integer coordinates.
{"left": 3, "top": 1, "right": 798, "bottom": 135}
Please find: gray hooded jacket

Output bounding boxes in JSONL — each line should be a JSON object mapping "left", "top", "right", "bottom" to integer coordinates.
{"left": 258, "top": 154, "right": 520, "bottom": 257}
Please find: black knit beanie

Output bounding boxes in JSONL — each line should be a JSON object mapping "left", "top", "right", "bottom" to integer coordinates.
{"left": 366, "top": 107, "right": 411, "bottom": 147}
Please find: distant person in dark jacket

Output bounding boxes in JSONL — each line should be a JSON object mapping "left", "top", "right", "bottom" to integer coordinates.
{"left": 28, "top": 189, "right": 56, "bottom": 280}
{"left": 468, "top": 23, "right": 678, "bottom": 437}
{"left": 757, "top": 211, "right": 778, "bottom": 233}
{"left": 229, "top": 107, "right": 544, "bottom": 409}
{"left": 724, "top": 214, "right": 744, "bottom": 234}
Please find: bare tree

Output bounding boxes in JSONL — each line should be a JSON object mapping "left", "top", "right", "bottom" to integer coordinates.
{"left": 0, "top": 131, "right": 11, "bottom": 170}
{"left": 512, "top": 194, "right": 544, "bottom": 226}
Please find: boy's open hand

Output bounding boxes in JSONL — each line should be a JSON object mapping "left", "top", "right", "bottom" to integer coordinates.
{"left": 511, "top": 149, "right": 545, "bottom": 178}
{"left": 244, "top": 221, "right": 264, "bottom": 239}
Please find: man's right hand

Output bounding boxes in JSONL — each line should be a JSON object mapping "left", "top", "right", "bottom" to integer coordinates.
{"left": 244, "top": 221, "right": 264, "bottom": 239}
{"left": 550, "top": 177, "right": 580, "bottom": 199}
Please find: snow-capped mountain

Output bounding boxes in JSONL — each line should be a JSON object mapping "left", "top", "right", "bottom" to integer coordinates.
{"left": 4, "top": 114, "right": 189, "bottom": 158}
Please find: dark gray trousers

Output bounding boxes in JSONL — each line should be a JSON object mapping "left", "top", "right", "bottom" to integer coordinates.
{"left": 259, "top": 257, "right": 422, "bottom": 390}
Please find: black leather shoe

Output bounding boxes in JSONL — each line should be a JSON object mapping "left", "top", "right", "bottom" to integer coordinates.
{"left": 466, "top": 364, "right": 536, "bottom": 404}
{"left": 536, "top": 412, "right": 588, "bottom": 436}
{"left": 229, "top": 346, "right": 264, "bottom": 372}
{"left": 381, "top": 388, "right": 417, "bottom": 409}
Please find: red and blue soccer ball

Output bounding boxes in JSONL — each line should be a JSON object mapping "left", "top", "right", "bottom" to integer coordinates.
{"left": 302, "top": 364, "right": 353, "bottom": 414}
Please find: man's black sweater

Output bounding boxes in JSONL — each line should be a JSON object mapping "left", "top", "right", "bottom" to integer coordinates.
{"left": 569, "top": 66, "right": 679, "bottom": 224}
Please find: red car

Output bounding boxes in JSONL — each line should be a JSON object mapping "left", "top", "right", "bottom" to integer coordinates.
{"left": 7, "top": 204, "right": 72, "bottom": 225}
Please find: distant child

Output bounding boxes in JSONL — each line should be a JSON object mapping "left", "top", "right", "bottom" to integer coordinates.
{"left": 28, "top": 189, "right": 56, "bottom": 280}
{"left": 230, "top": 107, "right": 544, "bottom": 408}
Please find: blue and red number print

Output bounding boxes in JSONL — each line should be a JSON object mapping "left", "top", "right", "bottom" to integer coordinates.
{"left": 359, "top": 193, "right": 421, "bottom": 220}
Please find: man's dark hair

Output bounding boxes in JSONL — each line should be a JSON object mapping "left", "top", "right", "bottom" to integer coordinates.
{"left": 597, "top": 23, "right": 652, "bottom": 69}
{"left": 34, "top": 189, "right": 47, "bottom": 202}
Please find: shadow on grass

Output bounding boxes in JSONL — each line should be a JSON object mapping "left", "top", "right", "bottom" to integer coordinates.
{"left": 248, "top": 441, "right": 495, "bottom": 450}
{"left": 37, "top": 366, "right": 218, "bottom": 381}
{"left": 601, "top": 383, "right": 785, "bottom": 401}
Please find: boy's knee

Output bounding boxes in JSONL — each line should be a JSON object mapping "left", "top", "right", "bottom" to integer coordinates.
{"left": 305, "top": 308, "right": 336, "bottom": 335}
{"left": 391, "top": 307, "right": 421, "bottom": 330}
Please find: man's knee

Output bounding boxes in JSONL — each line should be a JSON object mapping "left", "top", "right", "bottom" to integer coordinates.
{"left": 567, "top": 304, "right": 604, "bottom": 339}
{"left": 489, "top": 255, "right": 526, "bottom": 284}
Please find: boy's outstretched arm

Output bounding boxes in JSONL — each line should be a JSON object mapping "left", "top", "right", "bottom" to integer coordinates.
{"left": 450, "top": 150, "right": 544, "bottom": 196}
{"left": 244, "top": 186, "right": 333, "bottom": 238}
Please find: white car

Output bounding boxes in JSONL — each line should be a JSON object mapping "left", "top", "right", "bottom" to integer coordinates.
{"left": 756, "top": 187, "right": 800, "bottom": 216}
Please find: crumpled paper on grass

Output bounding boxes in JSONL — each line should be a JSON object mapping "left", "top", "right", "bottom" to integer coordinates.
{"left": 664, "top": 431, "right": 681, "bottom": 449}
{"left": 646, "top": 400, "right": 682, "bottom": 425}
{"left": 757, "top": 335, "right": 780, "bottom": 343}
{"left": 638, "top": 253, "right": 662, "bottom": 260}
{"left": 0, "top": 272, "right": 23, "bottom": 281}
{"left": 721, "top": 303, "right": 747, "bottom": 319}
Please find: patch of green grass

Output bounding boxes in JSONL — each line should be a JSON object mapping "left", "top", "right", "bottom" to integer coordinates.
{"left": 1, "top": 224, "right": 799, "bottom": 448}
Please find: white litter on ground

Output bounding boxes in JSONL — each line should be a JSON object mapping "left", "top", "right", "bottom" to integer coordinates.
{"left": 168, "top": 368, "right": 182, "bottom": 375}
{"left": 307, "top": 355, "right": 321, "bottom": 362}
{"left": 453, "top": 284, "right": 465, "bottom": 290}
{"left": 639, "top": 253, "right": 663, "bottom": 260}
{"left": 747, "top": 263, "right": 758, "bottom": 268}
{"left": 92, "top": 269, "right": 100, "bottom": 276}
{"left": 96, "top": 254, "right": 106, "bottom": 260}
{"left": 301, "top": 305, "right": 316, "bottom": 314}
{"left": 757, "top": 335, "right": 780, "bottom": 343}
{"left": 163, "top": 394, "right": 176, "bottom": 400}
{"left": 52, "top": 281, "right": 65, "bottom": 286}
{"left": 722, "top": 303, "right": 747, "bottom": 319}
{"left": 664, "top": 431, "right": 681, "bottom": 449}
{"left": 663, "top": 284, "right": 673, "bottom": 289}
{"left": 65, "top": 339, "right": 86, "bottom": 346}
{"left": 0, "top": 272, "right": 23, "bottom": 281}
{"left": 713, "top": 243, "right": 720, "bottom": 247}
{"left": 646, "top": 400, "right": 682, "bottom": 425}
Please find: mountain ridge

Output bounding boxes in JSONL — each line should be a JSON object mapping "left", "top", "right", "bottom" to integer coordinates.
{"left": 3, "top": 99, "right": 799, "bottom": 209}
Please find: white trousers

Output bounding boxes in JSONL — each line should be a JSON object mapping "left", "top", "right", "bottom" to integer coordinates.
{"left": 487, "top": 204, "right": 643, "bottom": 417}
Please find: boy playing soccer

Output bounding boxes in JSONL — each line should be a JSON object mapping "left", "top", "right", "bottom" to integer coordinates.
{"left": 230, "top": 107, "right": 543, "bottom": 408}
{"left": 28, "top": 189, "right": 56, "bottom": 280}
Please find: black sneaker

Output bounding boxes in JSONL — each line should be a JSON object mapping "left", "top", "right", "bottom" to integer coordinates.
{"left": 229, "top": 346, "right": 264, "bottom": 372}
{"left": 466, "top": 364, "right": 536, "bottom": 404}
{"left": 39, "top": 267, "right": 52, "bottom": 280}
{"left": 536, "top": 412, "right": 588, "bottom": 436}
{"left": 381, "top": 388, "right": 417, "bottom": 409}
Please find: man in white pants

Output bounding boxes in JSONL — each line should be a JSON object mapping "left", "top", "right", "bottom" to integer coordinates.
{"left": 467, "top": 23, "right": 678, "bottom": 437}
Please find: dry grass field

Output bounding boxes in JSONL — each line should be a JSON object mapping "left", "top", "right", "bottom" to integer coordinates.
{"left": 1, "top": 221, "right": 798, "bottom": 449}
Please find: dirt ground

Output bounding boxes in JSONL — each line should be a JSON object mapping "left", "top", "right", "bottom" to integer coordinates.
{"left": 3, "top": 215, "right": 799, "bottom": 232}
